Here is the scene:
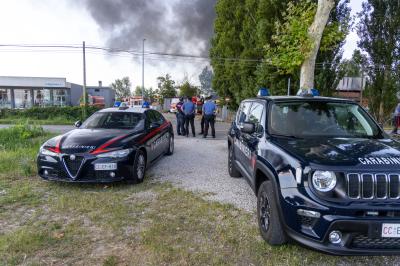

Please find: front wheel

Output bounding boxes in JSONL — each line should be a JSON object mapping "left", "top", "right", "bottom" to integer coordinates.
{"left": 166, "top": 134, "right": 174, "bottom": 155}
{"left": 228, "top": 144, "right": 241, "bottom": 178}
{"left": 257, "top": 180, "right": 287, "bottom": 245}
{"left": 131, "top": 150, "right": 146, "bottom": 184}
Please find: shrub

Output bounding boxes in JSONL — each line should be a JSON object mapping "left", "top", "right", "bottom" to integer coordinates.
{"left": 0, "top": 124, "right": 46, "bottom": 150}
{"left": 0, "top": 106, "right": 101, "bottom": 122}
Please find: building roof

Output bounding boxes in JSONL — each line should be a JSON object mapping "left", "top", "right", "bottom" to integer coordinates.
{"left": 0, "top": 76, "right": 67, "bottom": 88}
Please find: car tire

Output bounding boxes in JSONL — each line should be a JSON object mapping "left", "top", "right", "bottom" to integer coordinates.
{"left": 228, "top": 144, "right": 241, "bottom": 178}
{"left": 166, "top": 134, "right": 174, "bottom": 156}
{"left": 131, "top": 150, "right": 146, "bottom": 184}
{"left": 257, "top": 180, "right": 287, "bottom": 245}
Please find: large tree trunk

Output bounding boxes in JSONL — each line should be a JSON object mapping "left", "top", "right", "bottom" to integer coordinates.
{"left": 300, "top": 0, "right": 335, "bottom": 90}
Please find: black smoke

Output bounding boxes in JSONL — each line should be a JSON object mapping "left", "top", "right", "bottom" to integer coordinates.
{"left": 81, "top": 0, "right": 216, "bottom": 56}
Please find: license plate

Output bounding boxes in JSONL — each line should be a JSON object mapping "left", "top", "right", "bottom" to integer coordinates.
{"left": 95, "top": 163, "right": 117, "bottom": 171}
{"left": 382, "top": 223, "right": 400, "bottom": 238}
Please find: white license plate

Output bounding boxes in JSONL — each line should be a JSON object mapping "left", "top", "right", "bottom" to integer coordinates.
{"left": 382, "top": 223, "right": 400, "bottom": 238}
{"left": 95, "top": 163, "right": 117, "bottom": 171}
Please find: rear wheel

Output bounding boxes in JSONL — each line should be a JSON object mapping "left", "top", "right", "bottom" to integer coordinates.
{"left": 131, "top": 150, "right": 146, "bottom": 184}
{"left": 257, "top": 180, "right": 287, "bottom": 245}
{"left": 166, "top": 134, "right": 174, "bottom": 155}
{"left": 228, "top": 144, "right": 241, "bottom": 178}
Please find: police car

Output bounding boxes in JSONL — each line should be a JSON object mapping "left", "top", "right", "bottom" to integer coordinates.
{"left": 38, "top": 107, "right": 174, "bottom": 183}
{"left": 228, "top": 88, "right": 400, "bottom": 255}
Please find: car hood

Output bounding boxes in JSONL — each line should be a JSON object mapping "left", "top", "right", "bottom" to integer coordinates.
{"left": 271, "top": 137, "right": 400, "bottom": 167}
{"left": 58, "top": 128, "right": 136, "bottom": 154}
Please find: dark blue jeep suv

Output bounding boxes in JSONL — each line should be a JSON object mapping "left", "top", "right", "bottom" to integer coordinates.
{"left": 228, "top": 94, "right": 400, "bottom": 255}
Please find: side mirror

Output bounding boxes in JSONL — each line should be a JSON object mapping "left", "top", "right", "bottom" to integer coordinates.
{"left": 74, "top": 121, "right": 82, "bottom": 128}
{"left": 240, "top": 122, "right": 256, "bottom": 134}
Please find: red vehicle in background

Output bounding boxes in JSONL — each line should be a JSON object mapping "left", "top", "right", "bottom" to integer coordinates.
{"left": 192, "top": 96, "right": 204, "bottom": 114}
{"left": 89, "top": 95, "right": 105, "bottom": 108}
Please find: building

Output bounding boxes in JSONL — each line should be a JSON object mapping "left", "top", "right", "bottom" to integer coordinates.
{"left": 0, "top": 76, "right": 115, "bottom": 109}
{"left": 335, "top": 77, "right": 366, "bottom": 104}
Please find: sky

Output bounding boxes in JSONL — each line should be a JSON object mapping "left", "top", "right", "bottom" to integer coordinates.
{"left": 0, "top": 0, "right": 363, "bottom": 90}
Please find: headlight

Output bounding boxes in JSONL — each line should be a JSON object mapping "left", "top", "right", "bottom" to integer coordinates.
{"left": 96, "top": 149, "right": 132, "bottom": 158}
{"left": 312, "top": 171, "right": 337, "bottom": 192}
{"left": 39, "top": 147, "right": 59, "bottom": 157}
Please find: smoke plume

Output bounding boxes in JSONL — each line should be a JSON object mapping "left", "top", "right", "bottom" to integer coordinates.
{"left": 82, "top": 0, "right": 216, "bottom": 56}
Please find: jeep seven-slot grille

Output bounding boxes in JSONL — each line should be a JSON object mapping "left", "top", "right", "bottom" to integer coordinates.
{"left": 346, "top": 173, "right": 400, "bottom": 200}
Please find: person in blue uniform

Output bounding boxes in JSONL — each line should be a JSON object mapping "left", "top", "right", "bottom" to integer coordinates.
{"left": 175, "top": 97, "right": 186, "bottom": 136}
{"left": 182, "top": 97, "right": 196, "bottom": 137}
{"left": 142, "top": 98, "right": 150, "bottom": 108}
{"left": 202, "top": 97, "right": 217, "bottom": 138}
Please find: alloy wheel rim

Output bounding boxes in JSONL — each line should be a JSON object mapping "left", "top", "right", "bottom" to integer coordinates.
{"left": 137, "top": 154, "right": 145, "bottom": 180}
{"left": 259, "top": 192, "right": 271, "bottom": 232}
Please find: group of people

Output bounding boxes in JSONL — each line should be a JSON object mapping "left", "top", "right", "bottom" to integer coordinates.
{"left": 175, "top": 96, "right": 217, "bottom": 138}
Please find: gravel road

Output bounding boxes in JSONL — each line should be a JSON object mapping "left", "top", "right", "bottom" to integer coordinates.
{"left": 148, "top": 135, "right": 257, "bottom": 212}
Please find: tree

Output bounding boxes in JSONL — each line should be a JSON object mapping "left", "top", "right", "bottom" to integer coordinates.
{"left": 179, "top": 81, "right": 198, "bottom": 97}
{"left": 198, "top": 66, "right": 214, "bottom": 95}
{"left": 111, "top": 77, "right": 131, "bottom": 100}
{"left": 134, "top": 86, "right": 142, "bottom": 96}
{"left": 338, "top": 49, "right": 368, "bottom": 78}
{"left": 358, "top": 0, "right": 400, "bottom": 122}
{"left": 157, "top": 74, "right": 177, "bottom": 103}
{"left": 265, "top": 0, "right": 346, "bottom": 89}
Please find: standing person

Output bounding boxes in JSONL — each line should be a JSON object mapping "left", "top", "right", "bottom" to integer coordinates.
{"left": 142, "top": 98, "right": 150, "bottom": 108}
{"left": 175, "top": 97, "right": 186, "bottom": 136}
{"left": 202, "top": 97, "right": 217, "bottom": 138}
{"left": 199, "top": 96, "right": 205, "bottom": 135}
{"left": 392, "top": 102, "right": 400, "bottom": 134}
{"left": 182, "top": 97, "right": 196, "bottom": 137}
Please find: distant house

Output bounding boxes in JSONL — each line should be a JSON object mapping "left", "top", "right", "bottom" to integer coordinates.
{"left": 335, "top": 77, "right": 368, "bottom": 106}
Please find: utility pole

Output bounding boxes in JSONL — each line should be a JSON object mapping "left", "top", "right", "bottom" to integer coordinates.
{"left": 142, "top": 39, "right": 146, "bottom": 102}
{"left": 287, "top": 77, "right": 291, "bottom": 96}
{"left": 360, "top": 66, "right": 364, "bottom": 106}
{"left": 82, "top": 41, "right": 87, "bottom": 119}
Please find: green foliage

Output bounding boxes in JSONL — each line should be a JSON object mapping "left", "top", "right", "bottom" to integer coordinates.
{"left": 157, "top": 74, "right": 177, "bottom": 103}
{"left": 0, "top": 106, "right": 100, "bottom": 123}
{"left": 265, "top": 0, "right": 349, "bottom": 74}
{"left": 210, "top": 0, "right": 350, "bottom": 107}
{"left": 0, "top": 123, "right": 45, "bottom": 150}
{"left": 198, "top": 66, "right": 214, "bottom": 95}
{"left": 338, "top": 49, "right": 368, "bottom": 77}
{"left": 179, "top": 81, "right": 198, "bottom": 97}
{"left": 357, "top": 0, "right": 400, "bottom": 122}
{"left": 111, "top": 77, "right": 132, "bottom": 100}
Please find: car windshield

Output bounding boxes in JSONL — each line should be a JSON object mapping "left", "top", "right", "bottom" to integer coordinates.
{"left": 81, "top": 112, "right": 145, "bottom": 130}
{"left": 269, "top": 101, "right": 382, "bottom": 139}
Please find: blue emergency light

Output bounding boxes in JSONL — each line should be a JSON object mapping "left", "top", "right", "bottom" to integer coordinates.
{"left": 258, "top": 87, "right": 270, "bottom": 97}
{"left": 114, "top": 101, "right": 122, "bottom": 107}
{"left": 296, "top": 88, "right": 320, "bottom": 97}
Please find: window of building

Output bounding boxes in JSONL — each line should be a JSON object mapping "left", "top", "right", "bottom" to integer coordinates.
{"left": 33, "top": 89, "right": 51, "bottom": 107}
{"left": 14, "top": 89, "right": 32, "bottom": 108}
{"left": 53, "top": 89, "right": 70, "bottom": 106}
{"left": 0, "top": 89, "right": 11, "bottom": 108}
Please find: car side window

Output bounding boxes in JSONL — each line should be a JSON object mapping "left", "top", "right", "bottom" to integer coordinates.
{"left": 236, "top": 102, "right": 252, "bottom": 125}
{"left": 248, "top": 102, "right": 264, "bottom": 133}
{"left": 153, "top": 111, "right": 165, "bottom": 124}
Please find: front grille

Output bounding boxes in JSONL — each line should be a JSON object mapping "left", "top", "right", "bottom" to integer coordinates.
{"left": 63, "top": 156, "right": 84, "bottom": 177}
{"left": 346, "top": 173, "right": 400, "bottom": 200}
{"left": 351, "top": 234, "right": 400, "bottom": 249}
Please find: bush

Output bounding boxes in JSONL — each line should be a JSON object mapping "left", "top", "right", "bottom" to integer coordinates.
{"left": 0, "top": 124, "right": 46, "bottom": 150}
{"left": 0, "top": 106, "right": 101, "bottom": 122}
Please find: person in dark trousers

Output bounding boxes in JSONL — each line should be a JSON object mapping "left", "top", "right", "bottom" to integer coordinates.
{"left": 175, "top": 97, "right": 186, "bottom": 136}
{"left": 202, "top": 97, "right": 217, "bottom": 138}
{"left": 182, "top": 97, "right": 196, "bottom": 137}
{"left": 392, "top": 102, "right": 400, "bottom": 134}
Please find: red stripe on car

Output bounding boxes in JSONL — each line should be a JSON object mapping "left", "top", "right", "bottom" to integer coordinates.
{"left": 90, "top": 135, "right": 128, "bottom": 155}
{"left": 139, "top": 121, "right": 170, "bottom": 144}
{"left": 48, "top": 137, "right": 62, "bottom": 153}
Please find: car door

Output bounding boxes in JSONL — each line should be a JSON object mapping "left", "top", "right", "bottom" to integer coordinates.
{"left": 144, "top": 110, "right": 162, "bottom": 162}
{"left": 242, "top": 102, "right": 265, "bottom": 177}
{"left": 153, "top": 111, "right": 170, "bottom": 153}
{"left": 234, "top": 101, "right": 252, "bottom": 174}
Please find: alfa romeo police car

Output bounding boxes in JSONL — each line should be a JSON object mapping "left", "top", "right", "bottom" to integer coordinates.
{"left": 228, "top": 89, "right": 400, "bottom": 255}
{"left": 38, "top": 107, "right": 174, "bottom": 183}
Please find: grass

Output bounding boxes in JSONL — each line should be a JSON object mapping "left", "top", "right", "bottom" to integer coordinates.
{"left": 0, "top": 125, "right": 395, "bottom": 265}
{"left": 0, "top": 118, "right": 74, "bottom": 125}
